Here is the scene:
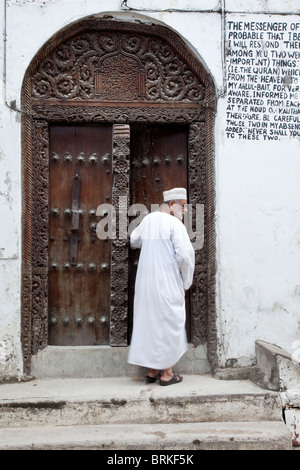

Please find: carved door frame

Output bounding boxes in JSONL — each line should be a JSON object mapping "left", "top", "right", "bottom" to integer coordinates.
{"left": 21, "top": 18, "right": 217, "bottom": 375}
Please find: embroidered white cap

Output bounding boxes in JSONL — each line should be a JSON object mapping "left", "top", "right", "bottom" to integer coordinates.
{"left": 163, "top": 187, "right": 187, "bottom": 201}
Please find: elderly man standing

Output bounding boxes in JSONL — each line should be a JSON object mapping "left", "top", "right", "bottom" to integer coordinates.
{"left": 128, "top": 188, "right": 195, "bottom": 386}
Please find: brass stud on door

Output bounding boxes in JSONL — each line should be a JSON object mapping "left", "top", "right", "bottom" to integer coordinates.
{"left": 77, "top": 152, "right": 85, "bottom": 164}
{"left": 98, "top": 209, "right": 108, "bottom": 217}
{"left": 62, "top": 317, "right": 70, "bottom": 327}
{"left": 88, "top": 263, "right": 97, "bottom": 272}
{"left": 90, "top": 222, "right": 97, "bottom": 233}
{"left": 89, "top": 153, "right": 97, "bottom": 164}
{"left": 142, "top": 158, "right": 150, "bottom": 167}
{"left": 51, "top": 152, "right": 60, "bottom": 163}
{"left": 176, "top": 154, "right": 184, "bottom": 164}
{"left": 51, "top": 208, "right": 60, "bottom": 216}
{"left": 132, "top": 159, "right": 140, "bottom": 168}
{"left": 88, "top": 209, "right": 96, "bottom": 217}
{"left": 64, "top": 208, "right": 72, "bottom": 217}
{"left": 75, "top": 317, "right": 83, "bottom": 326}
{"left": 101, "top": 153, "right": 110, "bottom": 165}
{"left": 64, "top": 152, "right": 72, "bottom": 163}
{"left": 117, "top": 152, "right": 126, "bottom": 161}
{"left": 153, "top": 156, "right": 161, "bottom": 166}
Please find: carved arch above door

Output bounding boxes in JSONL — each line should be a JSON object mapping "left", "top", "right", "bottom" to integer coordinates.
{"left": 21, "top": 18, "right": 217, "bottom": 375}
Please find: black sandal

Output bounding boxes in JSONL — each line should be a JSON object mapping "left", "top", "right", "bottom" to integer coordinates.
{"left": 146, "top": 374, "right": 160, "bottom": 384}
{"left": 159, "top": 373, "right": 183, "bottom": 386}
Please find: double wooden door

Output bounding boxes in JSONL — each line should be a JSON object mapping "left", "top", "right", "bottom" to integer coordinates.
{"left": 48, "top": 123, "right": 188, "bottom": 346}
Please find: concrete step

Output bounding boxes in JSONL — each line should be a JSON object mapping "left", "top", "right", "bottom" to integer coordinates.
{"left": 0, "top": 421, "right": 291, "bottom": 450}
{"left": 0, "top": 375, "right": 283, "bottom": 427}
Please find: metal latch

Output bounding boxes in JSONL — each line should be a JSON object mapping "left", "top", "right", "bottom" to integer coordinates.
{"left": 70, "top": 174, "right": 81, "bottom": 265}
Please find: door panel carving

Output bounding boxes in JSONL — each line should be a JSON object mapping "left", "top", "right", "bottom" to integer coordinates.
{"left": 129, "top": 124, "right": 190, "bottom": 341}
{"left": 31, "top": 24, "right": 205, "bottom": 104}
{"left": 48, "top": 125, "right": 112, "bottom": 345}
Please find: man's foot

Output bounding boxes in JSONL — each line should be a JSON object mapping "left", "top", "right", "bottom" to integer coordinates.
{"left": 145, "top": 369, "right": 160, "bottom": 384}
{"left": 159, "top": 373, "right": 183, "bottom": 386}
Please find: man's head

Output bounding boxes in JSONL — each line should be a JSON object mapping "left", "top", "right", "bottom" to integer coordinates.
{"left": 163, "top": 188, "right": 187, "bottom": 221}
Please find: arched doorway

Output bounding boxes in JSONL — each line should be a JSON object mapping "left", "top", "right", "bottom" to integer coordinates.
{"left": 21, "top": 18, "right": 217, "bottom": 374}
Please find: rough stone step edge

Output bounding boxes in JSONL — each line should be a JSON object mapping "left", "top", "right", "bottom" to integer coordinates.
{"left": 0, "top": 421, "right": 292, "bottom": 451}
{"left": 0, "top": 392, "right": 283, "bottom": 427}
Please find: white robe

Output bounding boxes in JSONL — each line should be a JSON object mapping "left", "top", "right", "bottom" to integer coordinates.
{"left": 128, "top": 211, "right": 195, "bottom": 370}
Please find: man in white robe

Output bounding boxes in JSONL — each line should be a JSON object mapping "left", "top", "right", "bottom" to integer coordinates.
{"left": 128, "top": 188, "right": 195, "bottom": 386}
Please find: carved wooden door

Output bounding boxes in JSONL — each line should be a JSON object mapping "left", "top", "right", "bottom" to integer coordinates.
{"left": 48, "top": 125, "right": 112, "bottom": 345}
{"left": 48, "top": 123, "right": 189, "bottom": 346}
{"left": 22, "top": 19, "right": 215, "bottom": 374}
{"left": 129, "top": 124, "right": 191, "bottom": 341}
